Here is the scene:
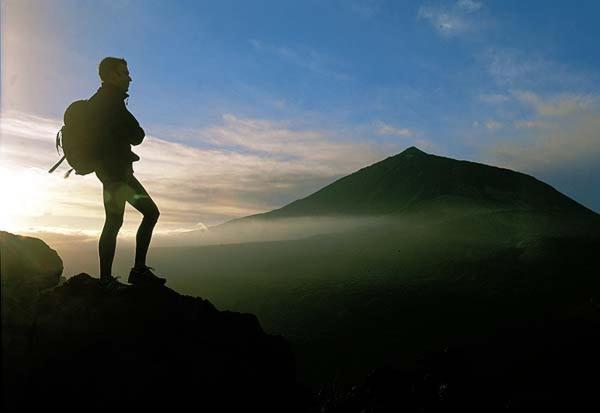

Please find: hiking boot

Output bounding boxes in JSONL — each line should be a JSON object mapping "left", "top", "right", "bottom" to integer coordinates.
{"left": 99, "top": 275, "right": 127, "bottom": 291}
{"left": 128, "top": 266, "right": 166, "bottom": 286}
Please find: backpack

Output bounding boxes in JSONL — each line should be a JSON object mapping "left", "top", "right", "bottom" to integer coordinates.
{"left": 48, "top": 100, "right": 99, "bottom": 178}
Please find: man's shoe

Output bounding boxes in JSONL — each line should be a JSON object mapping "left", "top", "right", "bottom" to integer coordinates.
{"left": 99, "top": 275, "right": 127, "bottom": 291}
{"left": 128, "top": 266, "right": 166, "bottom": 286}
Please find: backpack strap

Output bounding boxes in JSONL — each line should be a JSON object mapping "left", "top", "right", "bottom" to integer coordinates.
{"left": 55, "top": 129, "right": 63, "bottom": 154}
{"left": 48, "top": 155, "right": 66, "bottom": 173}
{"left": 64, "top": 168, "right": 74, "bottom": 179}
{"left": 49, "top": 129, "right": 65, "bottom": 173}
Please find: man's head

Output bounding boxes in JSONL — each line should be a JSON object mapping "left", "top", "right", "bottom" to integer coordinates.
{"left": 99, "top": 57, "right": 131, "bottom": 93}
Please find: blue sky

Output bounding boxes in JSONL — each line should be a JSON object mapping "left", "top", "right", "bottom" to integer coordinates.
{"left": 1, "top": 0, "right": 600, "bottom": 237}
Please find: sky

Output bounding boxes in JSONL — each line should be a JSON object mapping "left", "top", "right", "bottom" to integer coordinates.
{"left": 1, "top": 0, "right": 600, "bottom": 242}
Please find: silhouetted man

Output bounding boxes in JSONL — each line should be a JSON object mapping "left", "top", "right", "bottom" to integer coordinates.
{"left": 91, "top": 57, "right": 165, "bottom": 287}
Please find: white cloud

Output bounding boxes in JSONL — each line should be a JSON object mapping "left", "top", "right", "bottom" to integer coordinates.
{"left": 375, "top": 122, "right": 417, "bottom": 137}
{"left": 513, "top": 119, "right": 546, "bottom": 129}
{"left": 349, "top": 0, "right": 383, "bottom": 18}
{"left": 418, "top": 7, "right": 467, "bottom": 36}
{"left": 483, "top": 48, "right": 593, "bottom": 90}
{"left": 252, "top": 41, "right": 351, "bottom": 81}
{"left": 484, "top": 120, "right": 503, "bottom": 130}
{"left": 484, "top": 93, "right": 600, "bottom": 173}
{"left": 478, "top": 93, "right": 509, "bottom": 104}
{"left": 471, "top": 118, "right": 503, "bottom": 130}
{"left": 456, "top": 0, "right": 482, "bottom": 13}
{"left": 0, "top": 110, "right": 398, "bottom": 236}
{"left": 484, "top": 49, "right": 539, "bottom": 86}
{"left": 1, "top": 110, "right": 62, "bottom": 142}
{"left": 417, "top": 1, "right": 484, "bottom": 37}
{"left": 513, "top": 90, "right": 594, "bottom": 117}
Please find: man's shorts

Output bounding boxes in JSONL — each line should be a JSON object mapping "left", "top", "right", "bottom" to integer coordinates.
{"left": 95, "top": 163, "right": 135, "bottom": 186}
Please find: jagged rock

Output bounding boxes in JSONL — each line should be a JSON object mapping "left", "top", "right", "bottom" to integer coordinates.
{"left": 1, "top": 231, "right": 63, "bottom": 326}
{"left": 1, "top": 231, "right": 64, "bottom": 410}
{"left": 16, "top": 273, "right": 303, "bottom": 411}
{"left": 1, "top": 232, "right": 306, "bottom": 411}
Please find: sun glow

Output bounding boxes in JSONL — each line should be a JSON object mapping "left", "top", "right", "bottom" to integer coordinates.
{"left": 0, "top": 165, "right": 51, "bottom": 232}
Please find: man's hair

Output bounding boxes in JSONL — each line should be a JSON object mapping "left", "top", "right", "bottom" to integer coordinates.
{"left": 98, "top": 57, "right": 127, "bottom": 81}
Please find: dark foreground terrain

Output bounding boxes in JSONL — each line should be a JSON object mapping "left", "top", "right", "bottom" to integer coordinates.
{"left": 3, "top": 229, "right": 599, "bottom": 412}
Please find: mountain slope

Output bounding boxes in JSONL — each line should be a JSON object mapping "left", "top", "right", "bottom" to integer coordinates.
{"left": 235, "top": 146, "right": 594, "bottom": 220}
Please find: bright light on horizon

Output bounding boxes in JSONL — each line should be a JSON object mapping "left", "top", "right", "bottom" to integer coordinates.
{"left": 0, "top": 165, "right": 52, "bottom": 232}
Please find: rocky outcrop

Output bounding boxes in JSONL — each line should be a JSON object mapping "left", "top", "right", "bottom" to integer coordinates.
{"left": 1, "top": 231, "right": 64, "bottom": 410}
{"left": 1, "top": 231, "right": 63, "bottom": 326}
{"left": 1, "top": 232, "right": 306, "bottom": 411}
{"left": 3, "top": 273, "right": 305, "bottom": 411}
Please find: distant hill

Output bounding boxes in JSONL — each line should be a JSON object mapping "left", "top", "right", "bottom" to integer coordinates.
{"left": 148, "top": 147, "right": 600, "bottom": 388}
{"left": 232, "top": 146, "right": 594, "bottom": 221}
{"left": 185, "top": 146, "right": 599, "bottom": 246}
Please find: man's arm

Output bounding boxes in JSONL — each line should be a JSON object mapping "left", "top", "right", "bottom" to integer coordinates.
{"left": 118, "top": 105, "right": 145, "bottom": 146}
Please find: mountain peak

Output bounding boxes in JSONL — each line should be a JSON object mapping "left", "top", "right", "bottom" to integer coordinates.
{"left": 241, "top": 146, "right": 593, "bottom": 219}
{"left": 399, "top": 146, "right": 427, "bottom": 156}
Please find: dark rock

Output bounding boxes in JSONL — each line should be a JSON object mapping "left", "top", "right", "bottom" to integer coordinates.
{"left": 1, "top": 231, "right": 64, "bottom": 410}
{"left": 320, "top": 316, "right": 600, "bottom": 412}
{"left": 1, "top": 230, "right": 63, "bottom": 326}
{"left": 10, "top": 273, "right": 304, "bottom": 411}
{"left": 2, "top": 232, "right": 309, "bottom": 411}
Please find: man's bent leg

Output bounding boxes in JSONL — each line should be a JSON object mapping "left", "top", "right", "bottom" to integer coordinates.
{"left": 126, "top": 176, "right": 160, "bottom": 269}
{"left": 99, "top": 182, "right": 128, "bottom": 278}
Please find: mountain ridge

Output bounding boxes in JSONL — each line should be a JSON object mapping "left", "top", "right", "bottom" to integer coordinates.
{"left": 224, "top": 146, "right": 596, "bottom": 225}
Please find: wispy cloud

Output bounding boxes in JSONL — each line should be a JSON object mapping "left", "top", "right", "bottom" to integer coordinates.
{"left": 417, "top": 0, "right": 484, "bottom": 37}
{"left": 484, "top": 120, "right": 503, "bottom": 130}
{"left": 1, "top": 111, "right": 62, "bottom": 142}
{"left": 512, "top": 119, "right": 547, "bottom": 129}
{"left": 478, "top": 93, "right": 509, "bottom": 104}
{"left": 471, "top": 119, "right": 504, "bottom": 131}
{"left": 513, "top": 90, "right": 594, "bottom": 117}
{"left": 456, "top": 0, "right": 482, "bottom": 13}
{"left": 484, "top": 48, "right": 539, "bottom": 86}
{"left": 483, "top": 92, "right": 600, "bottom": 173}
{"left": 348, "top": 0, "right": 383, "bottom": 18}
{"left": 482, "top": 48, "right": 594, "bottom": 91}
{"left": 1, "top": 110, "right": 398, "bottom": 236}
{"left": 375, "top": 122, "right": 417, "bottom": 137}
{"left": 418, "top": 7, "right": 468, "bottom": 36}
{"left": 250, "top": 40, "right": 351, "bottom": 81}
